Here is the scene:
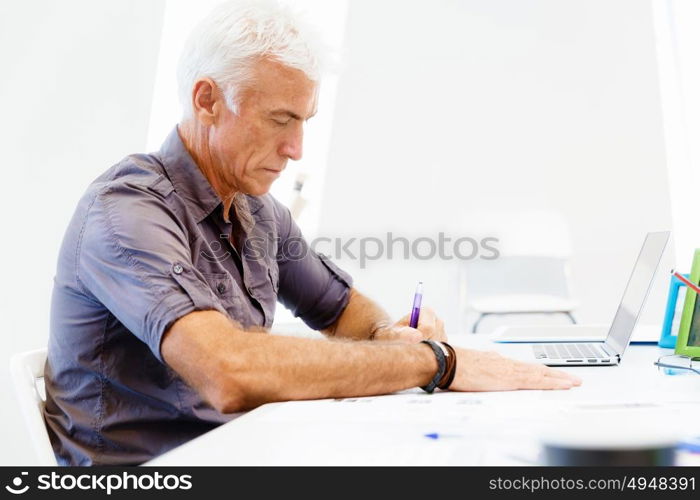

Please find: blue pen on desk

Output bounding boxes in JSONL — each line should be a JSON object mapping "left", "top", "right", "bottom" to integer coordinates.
{"left": 424, "top": 432, "right": 462, "bottom": 440}
{"left": 409, "top": 282, "right": 423, "bottom": 328}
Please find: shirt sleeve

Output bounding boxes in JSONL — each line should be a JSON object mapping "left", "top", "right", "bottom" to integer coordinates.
{"left": 76, "top": 182, "right": 228, "bottom": 363}
{"left": 273, "top": 201, "right": 353, "bottom": 331}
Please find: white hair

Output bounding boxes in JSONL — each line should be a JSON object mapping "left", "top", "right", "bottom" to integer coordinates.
{"left": 176, "top": 0, "right": 326, "bottom": 118}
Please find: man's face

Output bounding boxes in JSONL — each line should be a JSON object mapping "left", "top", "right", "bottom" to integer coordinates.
{"left": 208, "top": 58, "right": 318, "bottom": 196}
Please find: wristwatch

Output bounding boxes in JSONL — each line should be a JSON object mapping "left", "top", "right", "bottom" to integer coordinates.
{"left": 420, "top": 340, "right": 447, "bottom": 393}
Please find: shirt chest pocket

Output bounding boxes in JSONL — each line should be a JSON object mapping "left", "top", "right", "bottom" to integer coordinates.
{"left": 201, "top": 272, "right": 250, "bottom": 327}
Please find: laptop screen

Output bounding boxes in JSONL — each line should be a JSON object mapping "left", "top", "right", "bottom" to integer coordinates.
{"left": 606, "top": 231, "right": 670, "bottom": 356}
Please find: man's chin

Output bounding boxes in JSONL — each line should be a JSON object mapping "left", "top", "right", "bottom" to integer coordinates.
{"left": 244, "top": 182, "right": 274, "bottom": 197}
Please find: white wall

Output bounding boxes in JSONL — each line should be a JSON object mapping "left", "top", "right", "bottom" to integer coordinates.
{"left": 319, "top": 0, "right": 675, "bottom": 331}
{"left": 653, "top": 0, "right": 700, "bottom": 264}
{"left": 0, "top": 0, "right": 165, "bottom": 465}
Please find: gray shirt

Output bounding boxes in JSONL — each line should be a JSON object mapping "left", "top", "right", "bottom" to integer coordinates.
{"left": 44, "top": 127, "right": 353, "bottom": 465}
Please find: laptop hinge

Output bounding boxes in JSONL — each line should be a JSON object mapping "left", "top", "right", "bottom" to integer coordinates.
{"left": 601, "top": 343, "right": 618, "bottom": 359}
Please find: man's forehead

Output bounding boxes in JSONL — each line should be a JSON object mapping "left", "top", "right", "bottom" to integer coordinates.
{"left": 238, "top": 59, "right": 319, "bottom": 117}
{"left": 259, "top": 87, "right": 319, "bottom": 119}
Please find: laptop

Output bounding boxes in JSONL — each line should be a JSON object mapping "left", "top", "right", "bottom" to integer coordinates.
{"left": 531, "top": 231, "right": 670, "bottom": 366}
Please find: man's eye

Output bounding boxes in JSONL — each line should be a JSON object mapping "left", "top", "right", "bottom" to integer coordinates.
{"left": 272, "top": 118, "right": 290, "bottom": 126}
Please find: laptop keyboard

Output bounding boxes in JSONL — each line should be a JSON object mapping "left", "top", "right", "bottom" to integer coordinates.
{"left": 533, "top": 343, "right": 607, "bottom": 360}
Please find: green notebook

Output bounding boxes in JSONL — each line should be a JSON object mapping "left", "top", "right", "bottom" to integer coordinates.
{"left": 675, "top": 249, "right": 700, "bottom": 359}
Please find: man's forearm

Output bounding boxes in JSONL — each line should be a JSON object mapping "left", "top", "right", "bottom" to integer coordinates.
{"left": 322, "top": 288, "right": 392, "bottom": 341}
{"left": 163, "top": 310, "right": 437, "bottom": 413}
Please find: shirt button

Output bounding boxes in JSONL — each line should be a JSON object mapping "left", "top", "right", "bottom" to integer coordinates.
{"left": 217, "top": 283, "right": 227, "bottom": 294}
{"left": 172, "top": 263, "right": 184, "bottom": 275}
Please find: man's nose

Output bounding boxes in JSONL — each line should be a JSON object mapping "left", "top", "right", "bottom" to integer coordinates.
{"left": 280, "top": 127, "right": 303, "bottom": 161}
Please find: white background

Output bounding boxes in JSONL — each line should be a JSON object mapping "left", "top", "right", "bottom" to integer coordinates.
{"left": 0, "top": 0, "right": 698, "bottom": 465}
{"left": 320, "top": 0, "right": 676, "bottom": 330}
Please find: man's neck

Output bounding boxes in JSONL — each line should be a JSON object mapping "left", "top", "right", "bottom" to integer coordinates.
{"left": 177, "top": 122, "right": 237, "bottom": 219}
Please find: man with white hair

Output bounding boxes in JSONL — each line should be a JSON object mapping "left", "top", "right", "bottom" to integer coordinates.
{"left": 44, "top": 0, "right": 580, "bottom": 465}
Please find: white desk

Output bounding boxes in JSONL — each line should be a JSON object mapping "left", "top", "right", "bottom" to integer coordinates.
{"left": 147, "top": 335, "right": 700, "bottom": 466}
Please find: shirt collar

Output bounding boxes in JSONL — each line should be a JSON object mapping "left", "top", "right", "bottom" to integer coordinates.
{"left": 158, "top": 126, "right": 263, "bottom": 224}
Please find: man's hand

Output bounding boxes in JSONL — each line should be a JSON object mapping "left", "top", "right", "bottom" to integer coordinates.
{"left": 372, "top": 307, "right": 447, "bottom": 343}
{"left": 449, "top": 348, "right": 582, "bottom": 391}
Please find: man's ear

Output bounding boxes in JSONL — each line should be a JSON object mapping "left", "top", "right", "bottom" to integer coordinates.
{"left": 191, "top": 78, "right": 223, "bottom": 126}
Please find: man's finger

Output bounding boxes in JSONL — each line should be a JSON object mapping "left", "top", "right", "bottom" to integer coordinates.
{"left": 539, "top": 378, "right": 576, "bottom": 390}
{"left": 416, "top": 308, "right": 437, "bottom": 332}
{"left": 376, "top": 326, "right": 422, "bottom": 343}
{"left": 393, "top": 327, "right": 422, "bottom": 342}
{"left": 544, "top": 368, "right": 582, "bottom": 385}
{"left": 517, "top": 362, "right": 581, "bottom": 384}
{"left": 395, "top": 314, "right": 411, "bottom": 327}
{"left": 518, "top": 372, "right": 573, "bottom": 390}
{"left": 521, "top": 369, "right": 580, "bottom": 390}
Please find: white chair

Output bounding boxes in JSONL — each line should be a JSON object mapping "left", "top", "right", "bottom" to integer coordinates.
{"left": 459, "top": 209, "right": 578, "bottom": 333}
{"left": 9, "top": 348, "right": 58, "bottom": 465}
{"left": 463, "top": 256, "right": 578, "bottom": 332}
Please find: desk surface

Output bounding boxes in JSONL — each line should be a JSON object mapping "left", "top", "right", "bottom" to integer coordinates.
{"left": 147, "top": 335, "right": 700, "bottom": 466}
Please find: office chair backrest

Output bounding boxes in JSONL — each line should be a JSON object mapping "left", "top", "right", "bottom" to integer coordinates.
{"left": 464, "top": 255, "right": 574, "bottom": 298}
{"left": 9, "top": 348, "right": 58, "bottom": 466}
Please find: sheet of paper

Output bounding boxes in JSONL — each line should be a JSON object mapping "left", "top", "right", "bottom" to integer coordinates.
{"left": 252, "top": 392, "right": 700, "bottom": 465}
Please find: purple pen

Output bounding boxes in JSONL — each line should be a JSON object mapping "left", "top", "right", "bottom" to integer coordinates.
{"left": 409, "top": 282, "right": 423, "bottom": 328}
